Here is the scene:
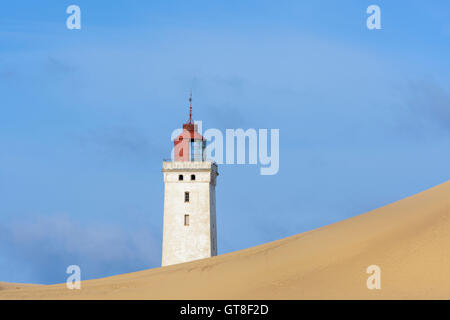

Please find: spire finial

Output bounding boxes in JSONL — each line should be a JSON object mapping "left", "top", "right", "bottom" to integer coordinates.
{"left": 188, "top": 89, "right": 193, "bottom": 124}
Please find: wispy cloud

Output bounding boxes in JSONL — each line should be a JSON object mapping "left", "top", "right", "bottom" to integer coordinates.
{"left": 408, "top": 80, "right": 450, "bottom": 130}
{"left": 391, "top": 80, "right": 450, "bottom": 140}
{"left": 0, "top": 214, "right": 161, "bottom": 284}
{"left": 44, "top": 56, "right": 76, "bottom": 75}
{"left": 78, "top": 126, "right": 165, "bottom": 163}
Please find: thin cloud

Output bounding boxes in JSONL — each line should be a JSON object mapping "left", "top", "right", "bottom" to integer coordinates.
{"left": 0, "top": 214, "right": 161, "bottom": 284}
{"left": 79, "top": 126, "right": 165, "bottom": 163}
{"left": 408, "top": 80, "right": 450, "bottom": 130}
{"left": 44, "top": 56, "right": 75, "bottom": 75}
{"left": 390, "top": 80, "right": 450, "bottom": 140}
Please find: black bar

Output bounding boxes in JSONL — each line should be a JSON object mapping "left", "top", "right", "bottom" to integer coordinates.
{"left": 1, "top": 300, "right": 448, "bottom": 318}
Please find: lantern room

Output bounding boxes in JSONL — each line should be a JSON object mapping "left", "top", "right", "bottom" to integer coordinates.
{"left": 173, "top": 93, "right": 206, "bottom": 162}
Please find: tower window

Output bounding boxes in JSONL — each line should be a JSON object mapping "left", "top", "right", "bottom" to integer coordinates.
{"left": 178, "top": 174, "right": 183, "bottom": 181}
{"left": 191, "top": 174, "right": 196, "bottom": 181}
{"left": 184, "top": 214, "right": 190, "bottom": 226}
{"left": 184, "top": 192, "right": 189, "bottom": 203}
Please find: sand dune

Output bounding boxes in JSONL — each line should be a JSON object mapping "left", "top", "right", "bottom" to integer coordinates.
{"left": 0, "top": 282, "right": 37, "bottom": 291}
{"left": 1, "top": 180, "right": 449, "bottom": 299}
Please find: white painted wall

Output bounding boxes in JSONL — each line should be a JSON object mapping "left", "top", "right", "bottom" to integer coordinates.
{"left": 161, "top": 161, "right": 218, "bottom": 266}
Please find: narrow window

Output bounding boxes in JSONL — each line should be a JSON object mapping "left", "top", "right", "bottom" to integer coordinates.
{"left": 178, "top": 174, "right": 183, "bottom": 181}
{"left": 191, "top": 174, "right": 196, "bottom": 181}
{"left": 184, "top": 191, "right": 189, "bottom": 203}
{"left": 184, "top": 214, "right": 190, "bottom": 226}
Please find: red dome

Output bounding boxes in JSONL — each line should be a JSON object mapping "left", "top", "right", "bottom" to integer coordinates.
{"left": 175, "top": 123, "right": 204, "bottom": 141}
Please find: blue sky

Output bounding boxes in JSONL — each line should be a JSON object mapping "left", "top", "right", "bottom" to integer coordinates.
{"left": 1, "top": 0, "right": 449, "bottom": 284}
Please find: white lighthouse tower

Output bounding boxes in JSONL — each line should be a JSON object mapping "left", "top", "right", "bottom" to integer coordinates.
{"left": 161, "top": 94, "right": 218, "bottom": 266}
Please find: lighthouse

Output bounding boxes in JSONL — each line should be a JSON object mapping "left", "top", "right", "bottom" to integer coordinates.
{"left": 161, "top": 93, "right": 219, "bottom": 266}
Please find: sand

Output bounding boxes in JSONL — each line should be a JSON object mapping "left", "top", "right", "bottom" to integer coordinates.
{"left": 1, "top": 180, "right": 449, "bottom": 300}
{"left": 0, "top": 282, "right": 37, "bottom": 291}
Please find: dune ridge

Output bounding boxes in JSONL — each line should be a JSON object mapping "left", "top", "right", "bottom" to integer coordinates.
{"left": 1, "top": 180, "right": 449, "bottom": 299}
